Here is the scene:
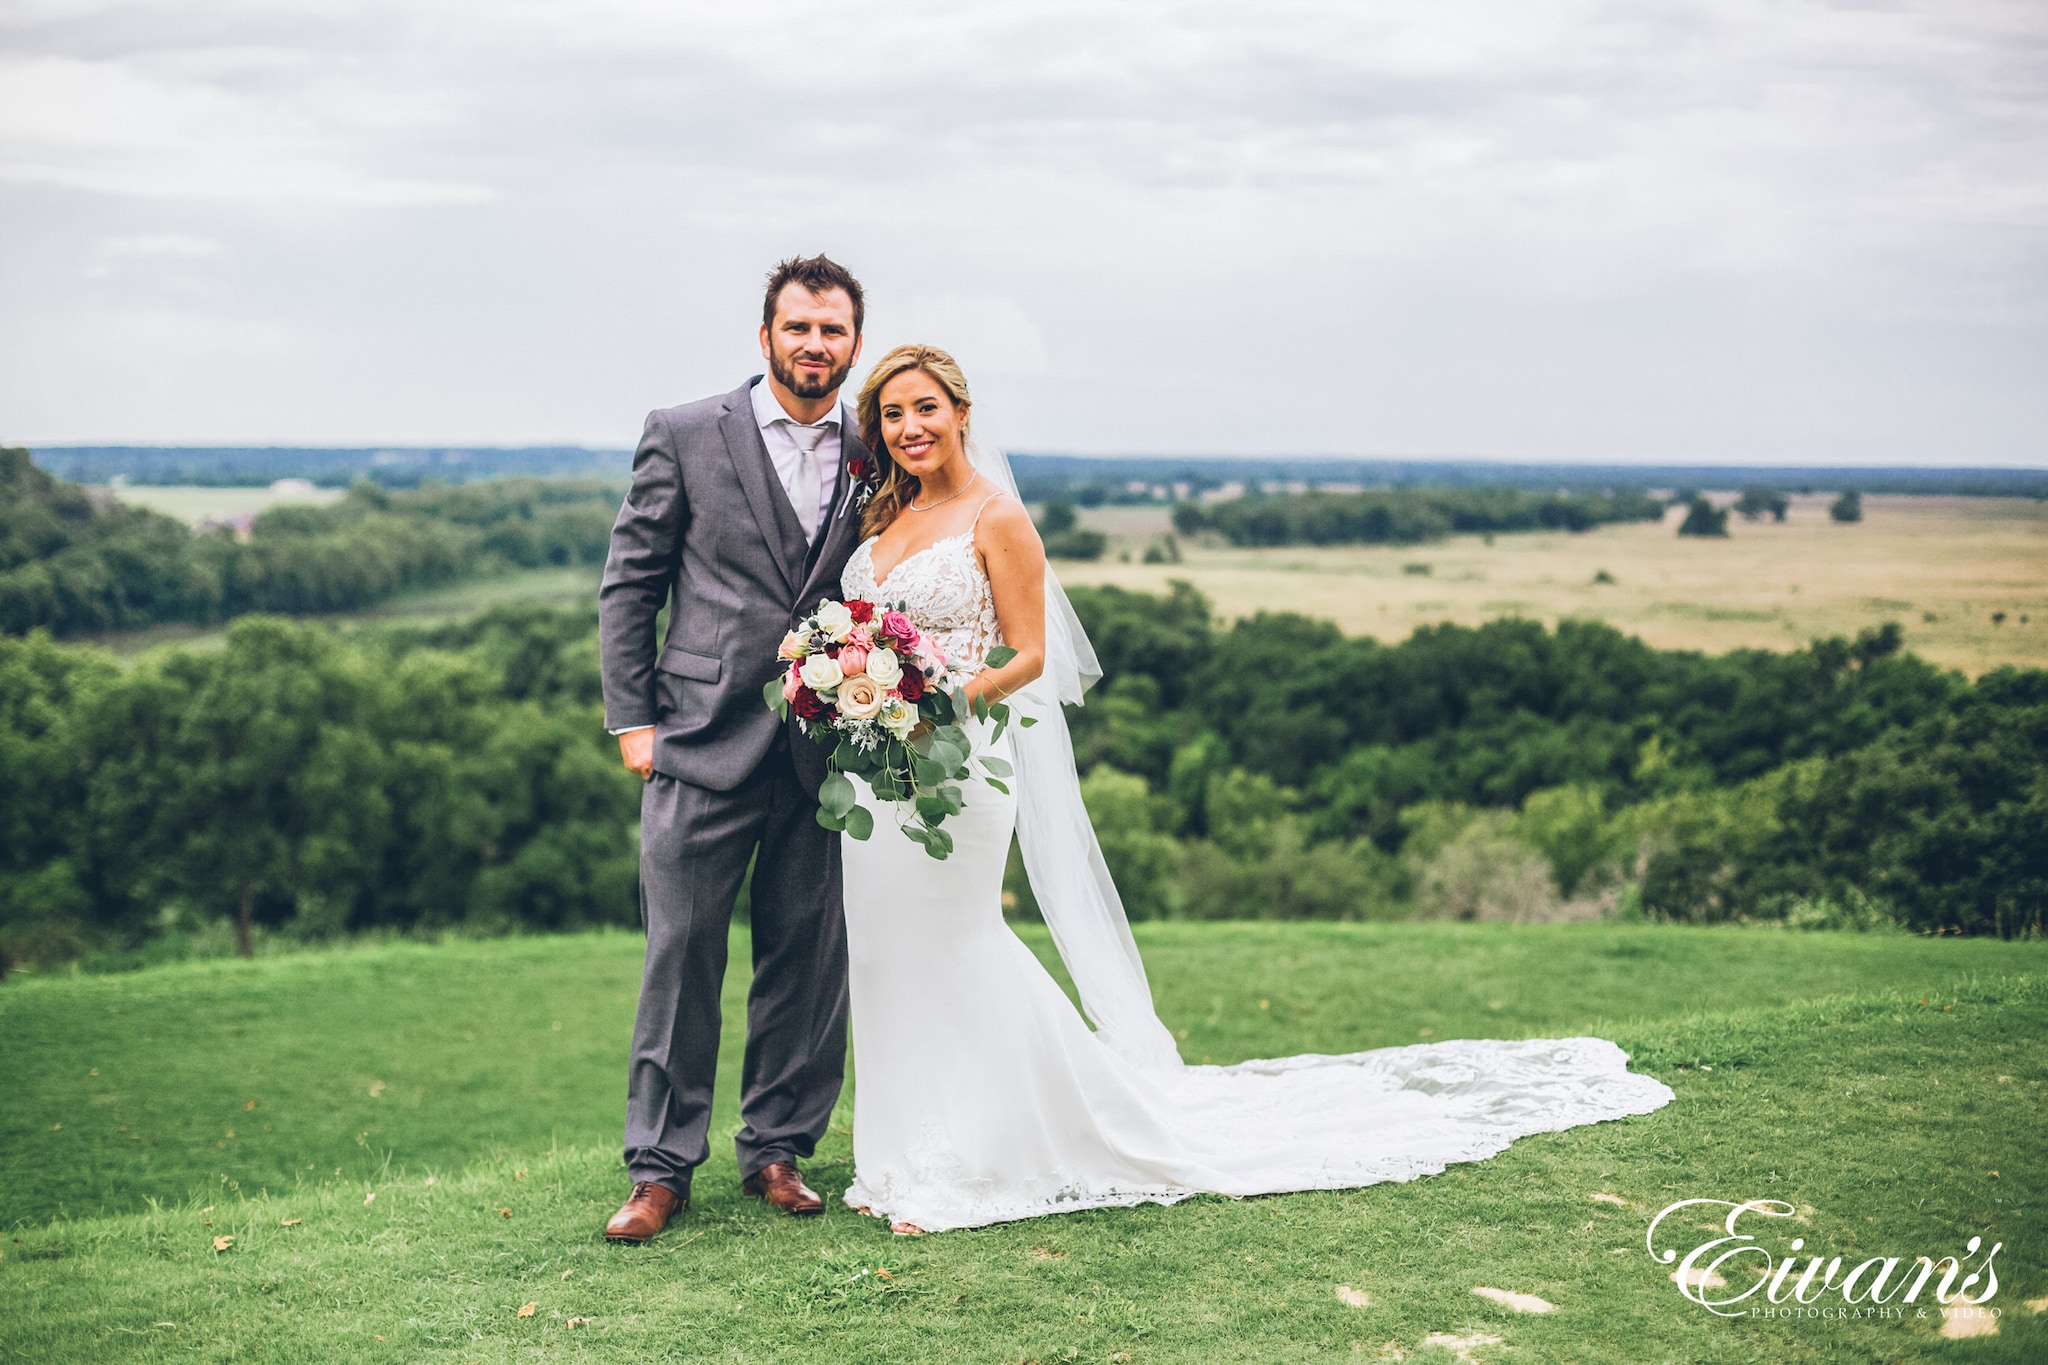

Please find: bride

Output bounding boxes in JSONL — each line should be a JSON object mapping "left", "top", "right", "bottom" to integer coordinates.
{"left": 836, "top": 344, "right": 1674, "bottom": 1235}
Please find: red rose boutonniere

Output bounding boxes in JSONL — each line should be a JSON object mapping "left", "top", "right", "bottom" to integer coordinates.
{"left": 846, "top": 454, "right": 878, "bottom": 513}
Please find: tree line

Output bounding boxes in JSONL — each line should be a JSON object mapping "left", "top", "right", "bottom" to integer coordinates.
{"left": 2, "top": 587, "right": 2040, "bottom": 973}
{"left": 1057, "top": 584, "right": 2043, "bottom": 937}
{"left": 0, "top": 449, "right": 621, "bottom": 638}
{"left": 0, "top": 608, "right": 637, "bottom": 972}
{"left": 1170, "top": 486, "right": 1669, "bottom": 546}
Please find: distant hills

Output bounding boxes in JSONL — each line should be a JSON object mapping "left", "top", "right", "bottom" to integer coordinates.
{"left": 28, "top": 445, "right": 2048, "bottom": 499}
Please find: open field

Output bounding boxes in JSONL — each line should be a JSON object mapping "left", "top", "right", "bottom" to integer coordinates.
{"left": 104, "top": 482, "right": 346, "bottom": 525}
{"left": 3, "top": 926, "right": 2045, "bottom": 1361}
{"left": 1068, "top": 494, "right": 2048, "bottom": 676}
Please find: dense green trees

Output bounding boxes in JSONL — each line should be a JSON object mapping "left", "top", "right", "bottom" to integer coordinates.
{"left": 0, "top": 452, "right": 622, "bottom": 638}
{"left": 0, "top": 610, "right": 638, "bottom": 971}
{"left": 2, "top": 586, "right": 2039, "bottom": 971}
{"left": 1174, "top": 487, "right": 1666, "bottom": 547}
{"left": 1058, "top": 585, "right": 2038, "bottom": 936}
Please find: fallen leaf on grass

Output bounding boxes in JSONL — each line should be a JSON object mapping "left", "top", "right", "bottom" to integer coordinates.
{"left": 368, "top": 1081, "right": 387, "bottom": 1098}
{"left": 1335, "top": 1284, "right": 1371, "bottom": 1307}
{"left": 1472, "top": 1286, "right": 1553, "bottom": 1313}
{"left": 1941, "top": 1305, "right": 1998, "bottom": 1339}
{"left": 1419, "top": 1331, "right": 1503, "bottom": 1364}
{"left": 211, "top": 1236, "right": 233, "bottom": 1252}
{"left": 279, "top": 1219, "right": 302, "bottom": 1228}
{"left": 245, "top": 1099, "right": 258, "bottom": 1111}
{"left": 875, "top": 1269, "right": 895, "bottom": 1281}
{"left": 499, "top": 1208, "right": 513, "bottom": 1219}
{"left": 566, "top": 1317, "right": 593, "bottom": 1329}
{"left": 516, "top": 1303, "right": 536, "bottom": 1319}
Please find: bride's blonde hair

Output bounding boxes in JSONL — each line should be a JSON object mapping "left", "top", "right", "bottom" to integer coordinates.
{"left": 855, "top": 344, "right": 972, "bottom": 540}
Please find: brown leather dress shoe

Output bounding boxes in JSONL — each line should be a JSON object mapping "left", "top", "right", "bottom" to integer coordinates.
{"left": 604, "top": 1181, "right": 684, "bottom": 1243}
{"left": 741, "top": 1161, "right": 823, "bottom": 1216}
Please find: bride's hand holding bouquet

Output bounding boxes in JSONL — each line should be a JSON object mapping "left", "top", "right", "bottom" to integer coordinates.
{"left": 764, "top": 596, "right": 1028, "bottom": 859}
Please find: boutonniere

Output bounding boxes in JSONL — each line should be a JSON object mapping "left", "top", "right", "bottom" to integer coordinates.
{"left": 845, "top": 454, "right": 878, "bottom": 514}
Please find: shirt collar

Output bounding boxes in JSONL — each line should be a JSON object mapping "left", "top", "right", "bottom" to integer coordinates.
{"left": 750, "top": 375, "right": 842, "bottom": 433}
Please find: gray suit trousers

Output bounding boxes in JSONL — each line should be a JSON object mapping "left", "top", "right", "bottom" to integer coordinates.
{"left": 624, "top": 736, "right": 848, "bottom": 1193}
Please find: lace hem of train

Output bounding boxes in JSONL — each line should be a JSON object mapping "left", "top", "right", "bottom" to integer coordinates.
{"left": 843, "top": 1036, "right": 1673, "bottom": 1232}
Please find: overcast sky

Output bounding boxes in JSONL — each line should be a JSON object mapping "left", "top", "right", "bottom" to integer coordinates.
{"left": 2, "top": 1, "right": 2044, "bottom": 463}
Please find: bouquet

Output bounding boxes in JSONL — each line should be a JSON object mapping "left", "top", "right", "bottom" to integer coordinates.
{"left": 763, "top": 597, "right": 1031, "bottom": 859}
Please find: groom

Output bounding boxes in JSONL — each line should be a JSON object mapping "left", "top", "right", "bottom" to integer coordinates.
{"left": 597, "top": 255, "right": 874, "bottom": 1242}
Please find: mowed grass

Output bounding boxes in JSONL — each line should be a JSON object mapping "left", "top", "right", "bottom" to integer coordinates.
{"left": 2, "top": 924, "right": 2045, "bottom": 1362}
{"left": 1067, "top": 494, "right": 2048, "bottom": 676}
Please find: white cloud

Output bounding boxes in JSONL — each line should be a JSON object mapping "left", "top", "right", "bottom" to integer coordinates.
{"left": 0, "top": 0, "right": 2042, "bottom": 458}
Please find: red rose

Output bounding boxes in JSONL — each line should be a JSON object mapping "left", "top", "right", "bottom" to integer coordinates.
{"left": 847, "top": 455, "right": 874, "bottom": 483}
{"left": 847, "top": 599, "right": 874, "bottom": 624}
{"left": 790, "top": 685, "right": 827, "bottom": 722}
{"left": 895, "top": 668, "right": 925, "bottom": 701}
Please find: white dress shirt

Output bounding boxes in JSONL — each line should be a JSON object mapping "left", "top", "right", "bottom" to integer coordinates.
{"left": 749, "top": 374, "right": 843, "bottom": 541}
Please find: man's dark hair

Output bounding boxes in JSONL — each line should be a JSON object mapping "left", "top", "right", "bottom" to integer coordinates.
{"left": 763, "top": 255, "right": 865, "bottom": 334}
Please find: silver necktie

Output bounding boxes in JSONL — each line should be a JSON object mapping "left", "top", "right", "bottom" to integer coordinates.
{"left": 787, "top": 423, "right": 826, "bottom": 542}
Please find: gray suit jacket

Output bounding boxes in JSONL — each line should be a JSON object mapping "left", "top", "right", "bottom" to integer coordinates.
{"left": 599, "top": 378, "right": 873, "bottom": 794}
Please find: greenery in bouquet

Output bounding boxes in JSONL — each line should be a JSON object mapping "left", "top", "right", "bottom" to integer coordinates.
{"left": 763, "top": 598, "right": 1031, "bottom": 859}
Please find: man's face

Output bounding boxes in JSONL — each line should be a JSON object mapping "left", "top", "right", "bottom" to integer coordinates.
{"left": 760, "top": 285, "right": 861, "bottom": 400}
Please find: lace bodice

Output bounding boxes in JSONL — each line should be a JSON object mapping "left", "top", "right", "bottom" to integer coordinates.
{"left": 842, "top": 525, "right": 1003, "bottom": 675}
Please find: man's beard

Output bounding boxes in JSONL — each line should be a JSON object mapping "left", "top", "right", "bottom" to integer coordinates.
{"left": 770, "top": 348, "right": 853, "bottom": 400}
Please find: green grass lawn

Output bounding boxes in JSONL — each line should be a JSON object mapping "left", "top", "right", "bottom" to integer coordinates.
{"left": 2, "top": 923, "right": 2043, "bottom": 1362}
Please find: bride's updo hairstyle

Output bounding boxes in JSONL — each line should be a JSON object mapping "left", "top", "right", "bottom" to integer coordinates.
{"left": 854, "top": 343, "right": 971, "bottom": 540}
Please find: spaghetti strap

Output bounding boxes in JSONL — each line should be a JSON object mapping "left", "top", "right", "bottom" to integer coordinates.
{"left": 968, "top": 490, "right": 1006, "bottom": 532}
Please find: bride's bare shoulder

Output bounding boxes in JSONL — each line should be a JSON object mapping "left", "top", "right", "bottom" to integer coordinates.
{"left": 973, "top": 494, "right": 1044, "bottom": 567}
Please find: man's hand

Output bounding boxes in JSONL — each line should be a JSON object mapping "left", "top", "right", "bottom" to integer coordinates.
{"left": 618, "top": 726, "right": 655, "bottom": 781}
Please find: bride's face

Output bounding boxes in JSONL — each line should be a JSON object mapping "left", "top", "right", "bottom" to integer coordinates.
{"left": 877, "top": 370, "right": 968, "bottom": 481}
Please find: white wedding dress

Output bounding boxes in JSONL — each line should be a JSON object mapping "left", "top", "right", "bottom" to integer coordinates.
{"left": 836, "top": 509, "right": 1674, "bottom": 1233}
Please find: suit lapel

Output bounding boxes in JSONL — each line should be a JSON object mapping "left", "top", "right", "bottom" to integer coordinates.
{"left": 718, "top": 381, "right": 806, "bottom": 594}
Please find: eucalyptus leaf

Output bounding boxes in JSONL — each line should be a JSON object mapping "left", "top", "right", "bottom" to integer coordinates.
{"left": 985, "top": 777, "right": 1011, "bottom": 795}
{"left": 928, "top": 739, "right": 964, "bottom": 773}
{"left": 984, "top": 644, "right": 1018, "bottom": 669}
{"left": 1019, "top": 715, "right": 1038, "bottom": 727}
{"left": 814, "top": 806, "right": 846, "bottom": 832}
{"left": 820, "top": 771, "right": 857, "bottom": 819}
{"left": 979, "top": 755, "right": 1013, "bottom": 777}
{"left": 844, "top": 804, "right": 875, "bottom": 840}
{"left": 762, "top": 677, "right": 788, "bottom": 715}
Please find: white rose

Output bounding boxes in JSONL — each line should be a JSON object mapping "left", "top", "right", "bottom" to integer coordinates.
{"left": 777, "top": 631, "right": 807, "bottom": 661}
{"left": 878, "top": 696, "right": 917, "bottom": 739}
{"left": 798, "top": 652, "right": 843, "bottom": 693}
{"left": 813, "top": 601, "right": 855, "bottom": 642}
{"left": 838, "top": 674, "right": 885, "bottom": 721}
{"left": 864, "top": 647, "right": 903, "bottom": 687}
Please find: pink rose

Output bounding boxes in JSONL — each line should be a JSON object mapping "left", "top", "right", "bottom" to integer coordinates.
{"left": 880, "top": 610, "right": 919, "bottom": 650}
{"left": 848, "top": 625, "right": 874, "bottom": 649}
{"left": 781, "top": 664, "right": 802, "bottom": 703}
{"left": 837, "top": 644, "right": 868, "bottom": 677}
